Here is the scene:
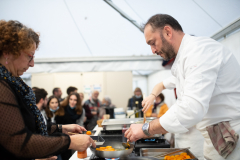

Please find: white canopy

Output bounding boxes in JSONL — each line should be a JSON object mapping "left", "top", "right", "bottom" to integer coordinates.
{"left": 1, "top": 0, "right": 240, "bottom": 74}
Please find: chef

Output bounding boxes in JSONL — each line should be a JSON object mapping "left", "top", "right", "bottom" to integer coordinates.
{"left": 125, "top": 14, "right": 240, "bottom": 160}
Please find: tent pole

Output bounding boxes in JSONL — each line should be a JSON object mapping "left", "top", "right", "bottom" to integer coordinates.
{"left": 103, "top": 0, "right": 143, "bottom": 33}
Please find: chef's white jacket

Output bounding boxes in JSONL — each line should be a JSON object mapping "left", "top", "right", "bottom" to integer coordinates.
{"left": 160, "top": 34, "right": 240, "bottom": 133}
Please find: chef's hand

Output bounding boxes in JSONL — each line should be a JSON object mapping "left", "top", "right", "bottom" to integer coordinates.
{"left": 62, "top": 124, "right": 87, "bottom": 134}
{"left": 69, "top": 134, "right": 96, "bottom": 151}
{"left": 124, "top": 124, "right": 148, "bottom": 142}
{"left": 36, "top": 156, "right": 57, "bottom": 160}
{"left": 142, "top": 94, "right": 155, "bottom": 113}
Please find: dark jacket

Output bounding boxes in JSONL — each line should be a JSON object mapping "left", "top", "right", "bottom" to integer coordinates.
{"left": 0, "top": 78, "right": 70, "bottom": 160}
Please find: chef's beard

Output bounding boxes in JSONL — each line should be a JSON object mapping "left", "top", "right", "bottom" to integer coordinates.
{"left": 158, "top": 33, "right": 176, "bottom": 61}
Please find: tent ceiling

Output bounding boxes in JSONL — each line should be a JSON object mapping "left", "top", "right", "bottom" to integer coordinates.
{"left": 1, "top": 0, "right": 240, "bottom": 60}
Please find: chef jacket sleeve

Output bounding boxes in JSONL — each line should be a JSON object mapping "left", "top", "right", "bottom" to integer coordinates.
{"left": 160, "top": 48, "right": 222, "bottom": 133}
{"left": 163, "top": 76, "right": 176, "bottom": 89}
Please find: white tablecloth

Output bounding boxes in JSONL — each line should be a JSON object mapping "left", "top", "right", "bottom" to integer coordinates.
{"left": 69, "top": 126, "right": 103, "bottom": 160}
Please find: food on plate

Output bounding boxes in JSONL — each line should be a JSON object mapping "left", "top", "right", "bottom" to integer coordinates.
{"left": 164, "top": 152, "right": 191, "bottom": 160}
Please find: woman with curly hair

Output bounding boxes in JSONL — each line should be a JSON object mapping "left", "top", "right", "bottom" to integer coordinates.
{"left": 0, "top": 20, "right": 96, "bottom": 160}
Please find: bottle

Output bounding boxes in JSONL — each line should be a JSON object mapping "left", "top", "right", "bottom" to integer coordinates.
{"left": 77, "top": 131, "right": 91, "bottom": 158}
{"left": 77, "top": 150, "right": 87, "bottom": 158}
{"left": 135, "top": 101, "right": 139, "bottom": 118}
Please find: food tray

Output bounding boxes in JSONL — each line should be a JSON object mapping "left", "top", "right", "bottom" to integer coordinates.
{"left": 140, "top": 148, "right": 198, "bottom": 160}
{"left": 90, "top": 136, "right": 105, "bottom": 145}
{"left": 102, "top": 117, "right": 156, "bottom": 130}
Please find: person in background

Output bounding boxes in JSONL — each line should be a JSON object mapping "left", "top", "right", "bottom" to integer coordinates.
{"left": 60, "top": 86, "right": 78, "bottom": 106}
{"left": 53, "top": 87, "right": 63, "bottom": 102}
{"left": 67, "top": 86, "right": 78, "bottom": 96}
{"left": 79, "top": 92, "right": 84, "bottom": 106}
{"left": 83, "top": 90, "right": 103, "bottom": 130}
{"left": 55, "top": 92, "right": 85, "bottom": 160}
{"left": 34, "top": 88, "right": 48, "bottom": 125}
{"left": 44, "top": 95, "right": 60, "bottom": 124}
{"left": 0, "top": 20, "right": 95, "bottom": 160}
{"left": 127, "top": 87, "right": 143, "bottom": 117}
{"left": 32, "top": 86, "right": 39, "bottom": 92}
{"left": 151, "top": 93, "right": 168, "bottom": 118}
{"left": 42, "top": 96, "right": 62, "bottom": 160}
{"left": 102, "top": 96, "right": 115, "bottom": 108}
{"left": 101, "top": 96, "right": 116, "bottom": 119}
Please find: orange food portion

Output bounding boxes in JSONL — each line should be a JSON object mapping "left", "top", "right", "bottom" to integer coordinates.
{"left": 96, "top": 146, "right": 116, "bottom": 151}
{"left": 164, "top": 152, "right": 191, "bottom": 160}
{"left": 86, "top": 131, "right": 92, "bottom": 135}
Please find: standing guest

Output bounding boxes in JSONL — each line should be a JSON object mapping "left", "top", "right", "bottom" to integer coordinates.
{"left": 0, "top": 20, "right": 95, "bottom": 160}
{"left": 53, "top": 87, "right": 63, "bottom": 102}
{"left": 127, "top": 87, "right": 143, "bottom": 117}
{"left": 151, "top": 93, "right": 168, "bottom": 118}
{"left": 66, "top": 86, "right": 78, "bottom": 96}
{"left": 55, "top": 92, "right": 85, "bottom": 160}
{"left": 34, "top": 88, "right": 48, "bottom": 125}
{"left": 32, "top": 86, "right": 39, "bottom": 92}
{"left": 60, "top": 86, "right": 78, "bottom": 106}
{"left": 83, "top": 90, "right": 103, "bottom": 130}
{"left": 55, "top": 92, "right": 85, "bottom": 126}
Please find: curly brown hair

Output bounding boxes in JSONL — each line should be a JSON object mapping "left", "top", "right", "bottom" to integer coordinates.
{"left": 0, "top": 20, "right": 40, "bottom": 57}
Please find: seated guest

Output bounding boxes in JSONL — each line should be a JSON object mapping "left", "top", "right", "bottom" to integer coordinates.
{"left": 53, "top": 87, "right": 63, "bottom": 102}
{"left": 44, "top": 95, "right": 60, "bottom": 123}
{"left": 0, "top": 20, "right": 95, "bottom": 160}
{"left": 101, "top": 96, "right": 116, "bottom": 119}
{"left": 151, "top": 93, "right": 168, "bottom": 118}
{"left": 102, "top": 96, "right": 116, "bottom": 108}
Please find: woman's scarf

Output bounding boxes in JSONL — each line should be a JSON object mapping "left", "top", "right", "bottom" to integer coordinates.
{"left": 66, "top": 105, "right": 81, "bottom": 121}
{"left": 0, "top": 64, "right": 48, "bottom": 135}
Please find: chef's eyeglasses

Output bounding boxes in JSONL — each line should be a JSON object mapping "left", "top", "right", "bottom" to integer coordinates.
{"left": 24, "top": 52, "right": 35, "bottom": 63}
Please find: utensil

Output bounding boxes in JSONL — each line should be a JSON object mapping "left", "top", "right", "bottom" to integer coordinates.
{"left": 68, "top": 132, "right": 78, "bottom": 135}
{"left": 143, "top": 113, "right": 146, "bottom": 123}
{"left": 122, "top": 141, "right": 131, "bottom": 148}
{"left": 154, "top": 147, "right": 190, "bottom": 158}
{"left": 90, "top": 141, "right": 134, "bottom": 158}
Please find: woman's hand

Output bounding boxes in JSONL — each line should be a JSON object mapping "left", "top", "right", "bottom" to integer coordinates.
{"left": 69, "top": 134, "right": 96, "bottom": 151}
{"left": 62, "top": 124, "right": 87, "bottom": 134}
{"left": 141, "top": 94, "right": 155, "bottom": 113}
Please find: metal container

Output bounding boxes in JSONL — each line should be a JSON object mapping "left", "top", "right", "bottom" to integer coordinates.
{"left": 102, "top": 117, "right": 156, "bottom": 130}
{"left": 90, "top": 136, "right": 105, "bottom": 145}
{"left": 90, "top": 141, "right": 134, "bottom": 158}
{"left": 140, "top": 148, "right": 198, "bottom": 160}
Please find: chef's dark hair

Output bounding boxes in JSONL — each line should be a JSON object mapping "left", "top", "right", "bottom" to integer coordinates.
{"left": 34, "top": 88, "right": 48, "bottom": 104}
{"left": 143, "top": 14, "right": 183, "bottom": 32}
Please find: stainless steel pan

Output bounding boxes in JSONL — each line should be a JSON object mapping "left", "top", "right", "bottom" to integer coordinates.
{"left": 90, "top": 141, "right": 134, "bottom": 158}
